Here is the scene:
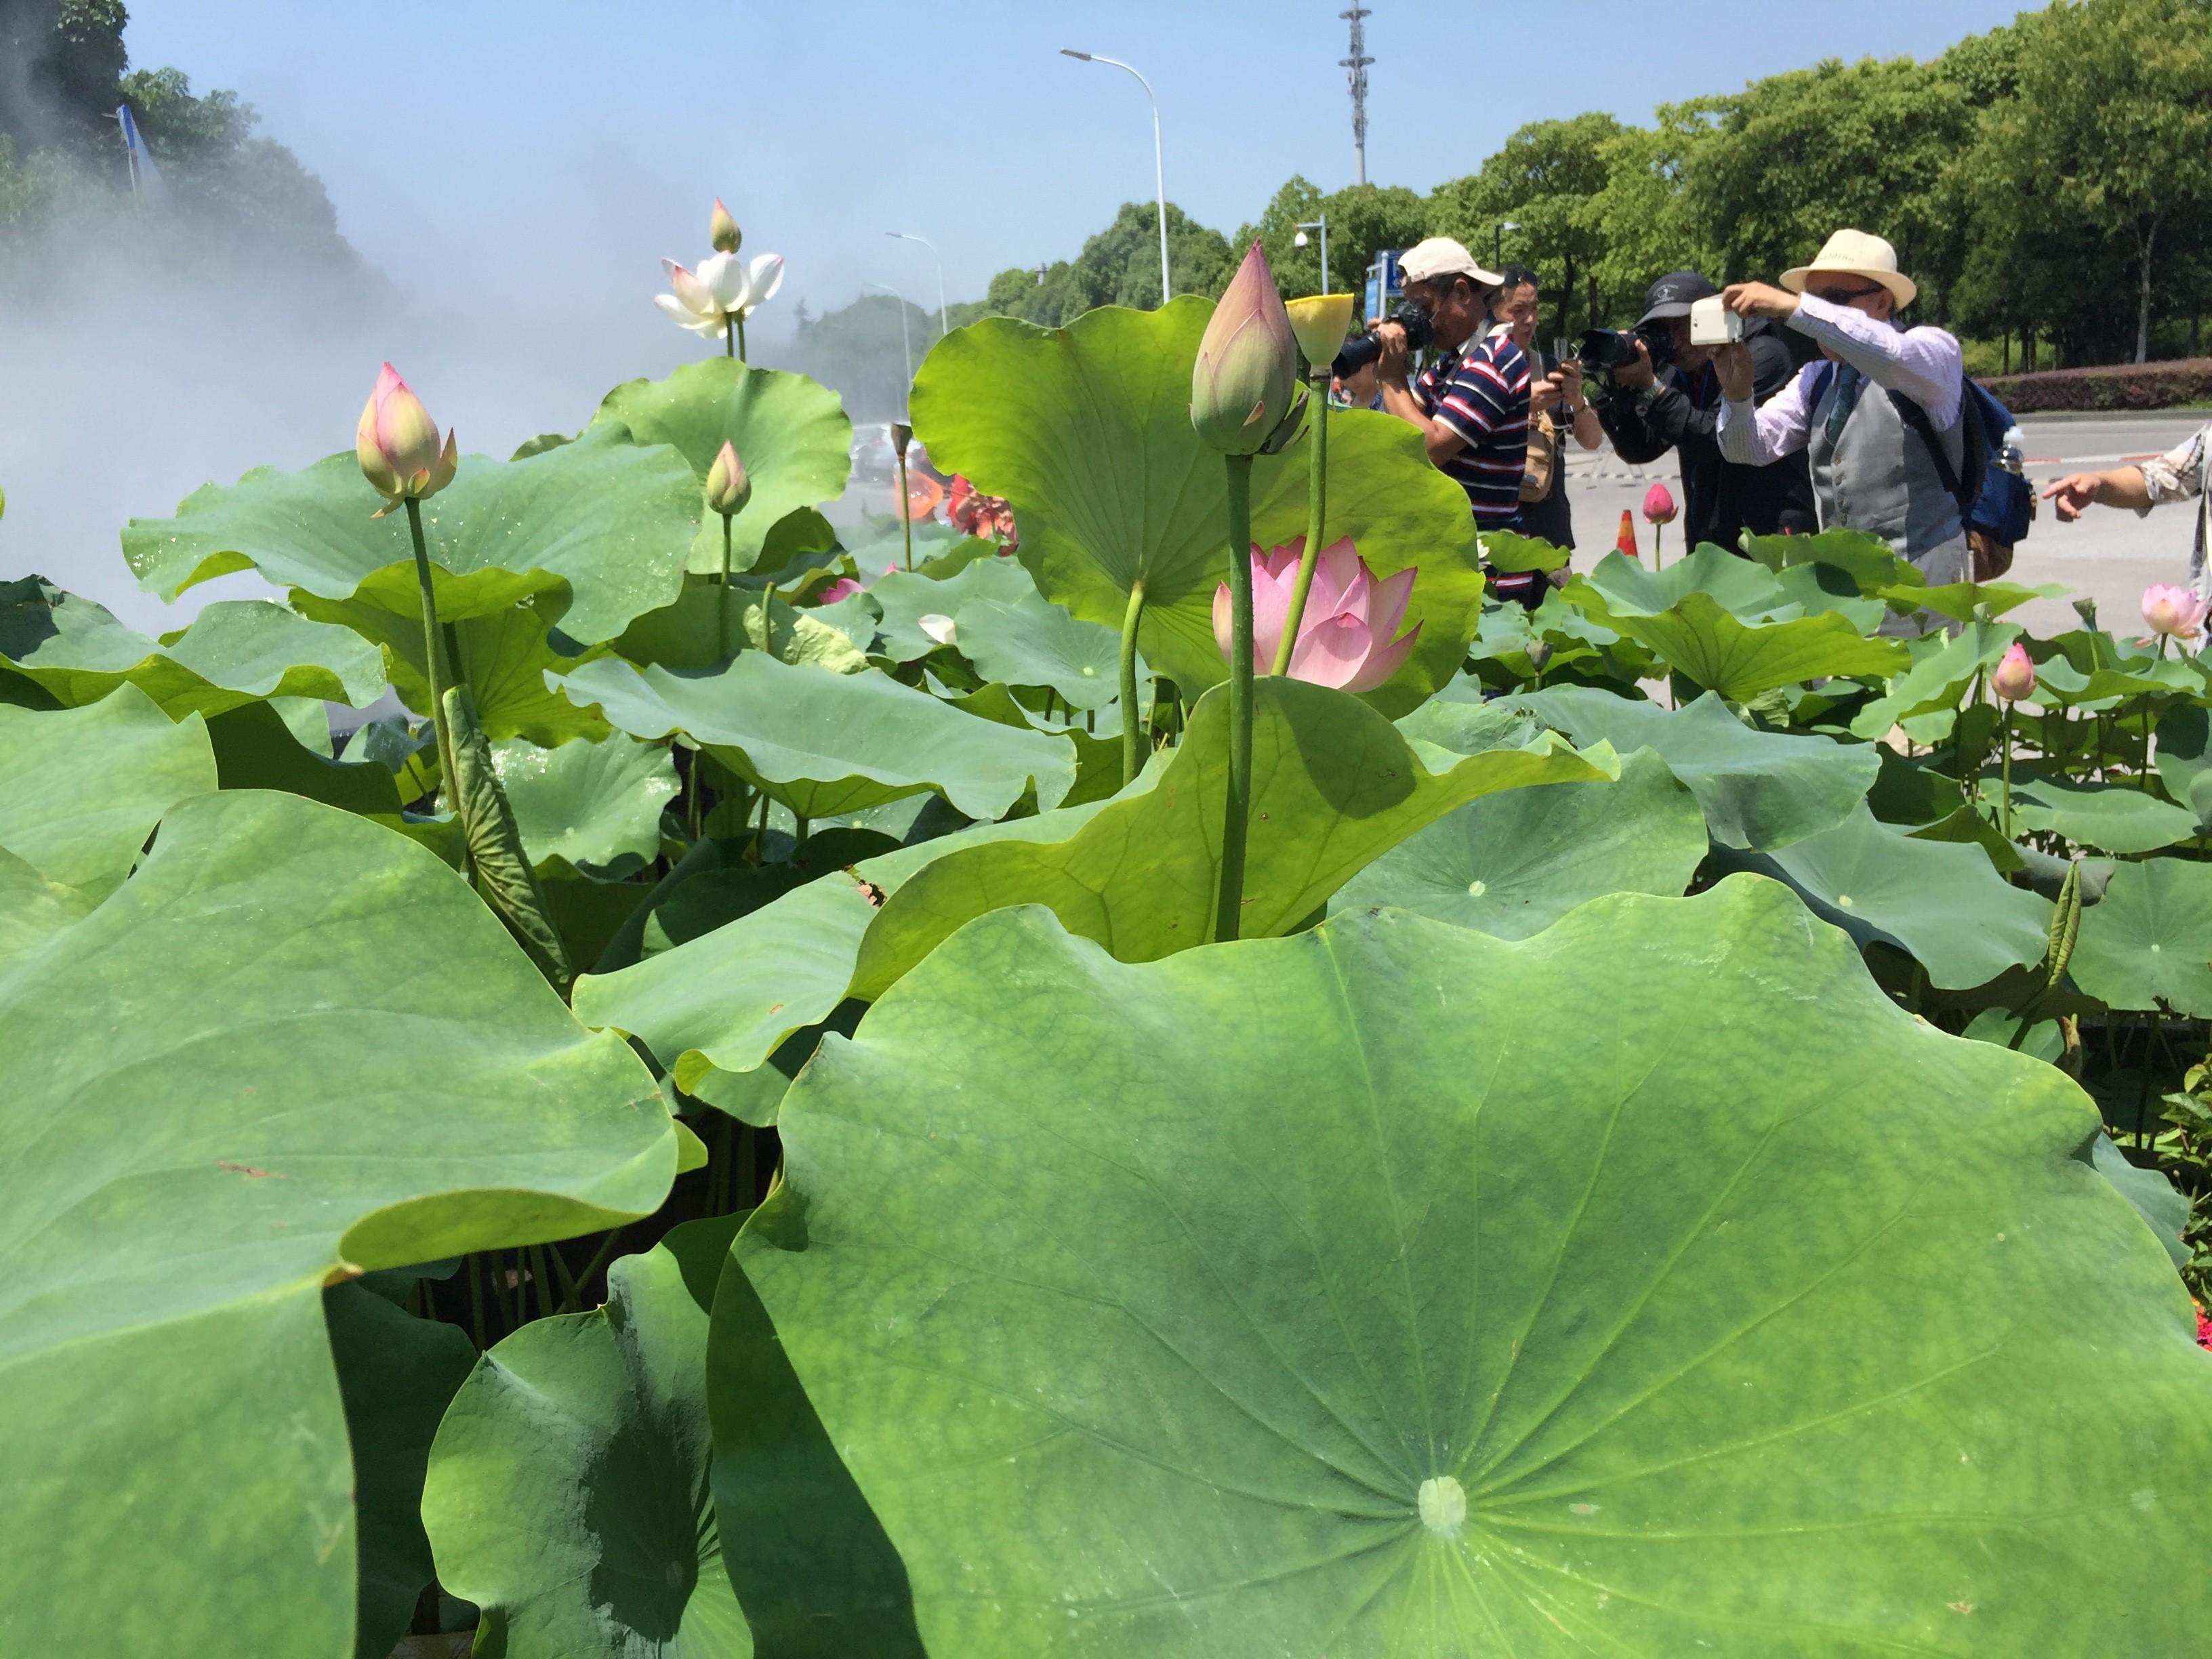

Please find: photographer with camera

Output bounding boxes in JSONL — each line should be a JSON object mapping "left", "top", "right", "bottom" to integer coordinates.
{"left": 1355, "top": 238, "right": 1540, "bottom": 603}
{"left": 1589, "top": 271, "right": 1816, "bottom": 550}
{"left": 1496, "top": 264, "right": 1602, "bottom": 551}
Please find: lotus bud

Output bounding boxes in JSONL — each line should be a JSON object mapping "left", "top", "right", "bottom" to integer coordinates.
{"left": 356, "top": 362, "right": 457, "bottom": 512}
{"left": 1284, "top": 294, "right": 1356, "bottom": 373}
{"left": 1642, "top": 481, "right": 1678, "bottom": 525}
{"left": 891, "top": 421, "right": 914, "bottom": 457}
{"left": 2142, "top": 582, "right": 2209, "bottom": 640}
{"left": 1190, "top": 241, "right": 1300, "bottom": 455}
{"left": 705, "top": 440, "right": 751, "bottom": 517}
{"left": 1992, "top": 642, "right": 2036, "bottom": 702}
{"left": 1525, "top": 638, "right": 1553, "bottom": 674}
{"left": 709, "top": 198, "right": 742, "bottom": 254}
{"left": 2072, "top": 596, "right": 2100, "bottom": 630}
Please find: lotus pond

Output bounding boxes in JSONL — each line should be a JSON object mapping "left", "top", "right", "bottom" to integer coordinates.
{"left": 7, "top": 239, "right": 2212, "bottom": 1658}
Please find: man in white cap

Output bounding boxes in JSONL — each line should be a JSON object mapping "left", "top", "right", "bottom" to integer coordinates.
{"left": 1372, "top": 237, "right": 1544, "bottom": 604}
{"left": 1713, "top": 228, "right": 1971, "bottom": 586}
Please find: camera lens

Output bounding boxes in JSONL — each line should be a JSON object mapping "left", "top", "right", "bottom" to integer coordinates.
{"left": 1332, "top": 300, "right": 1434, "bottom": 377}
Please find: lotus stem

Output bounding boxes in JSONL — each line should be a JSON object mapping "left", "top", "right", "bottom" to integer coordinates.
{"left": 718, "top": 512, "right": 735, "bottom": 661}
{"left": 1654, "top": 523, "right": 1665, "bottom": 571}
{"left": 543, "top": 1238, "right": 581, "bottom": 1309}
{"left": 527, "top": 1243, "right": 558, "bottom": 1322}
{"left": 403, "top": 498, "right": 459, "bottom": 806}
{"left": 554, "top": 1227, "right": 626, "bottom": 1315}
{"left": 724, "top": 317, "right": 735, "bottom": 359}
{"left": 1273, "top": 380, "right": 1330, "bottom": 676}
{"left": 895, "top": 443, "right": 914, "bottom": 571}
{"left": 737, "top": 314, "right": 747, "bottom": 362}
{"left": 1216, "top": 453, "right": 1255, "bottom": 944}
{"left": 466, "top": 1253, "right": 485, "bottom": 1351}
{"left": 1120, "top": 581, "right": 1147, "bottom": 786}
{"left": 2000, "top": 705, "right": 2015, "bottom": 841}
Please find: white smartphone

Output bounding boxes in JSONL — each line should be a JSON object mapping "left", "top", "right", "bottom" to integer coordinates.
{"left": 1689, "top": 295, "right": 1744, "bottom": 345}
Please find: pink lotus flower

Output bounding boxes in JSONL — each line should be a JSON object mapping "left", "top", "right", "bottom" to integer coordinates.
{"left": 1642, "top": 481, "right": 1678, "bottom": 525}
{"left": 1212, "top": 537, "right": 1421, "bottom": 694}
{"left": 2142, "top": 583, "right": 2209, "bottom": 640}
{"left": 354, "top": 363, "right": 457, "bottom": 515}
{"left": 817, "top": 577, "right": 863, "bottom": 604}
{"left": 1992, "top": 642, "right": 2036, "bottom": 701}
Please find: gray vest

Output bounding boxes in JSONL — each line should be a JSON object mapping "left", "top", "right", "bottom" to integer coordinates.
{"left": 1806, "top": 365, "right": 1967, "bottom": 567}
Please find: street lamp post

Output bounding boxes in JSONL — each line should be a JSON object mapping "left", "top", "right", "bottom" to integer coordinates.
{"left": 1494, "top": 220, "right": 1522, "bottom": 272}
{"left": 886, "top": 232, "right": 948, "bottom": 336}
{"left": 862, "top": 283, "right": 914, "bottom": 415}
{"left": 1293, "top": 218, "right": 1330, "bottom": 293}
{"left": 1061, "top": 48, "right": 1172, "bottom": 305}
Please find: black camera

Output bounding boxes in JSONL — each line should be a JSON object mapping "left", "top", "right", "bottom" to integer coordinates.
{"left": 1577, "top": 323, "right": 1675, "bottom": 374}
{"left": 1333, "top": 299, "right": 1434, "bottom": 377}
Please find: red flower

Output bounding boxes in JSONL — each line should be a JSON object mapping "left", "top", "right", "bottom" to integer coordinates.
{"left": 2197, "top": 1303, "right": 2211, "bottom": 1352}
{"left": 947, "top": 475, "right": 1019, "bottom": 549}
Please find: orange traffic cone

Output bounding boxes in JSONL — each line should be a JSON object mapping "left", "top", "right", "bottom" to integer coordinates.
{"left": 1614, "top": 509, "right": 1639, "bottom": 562}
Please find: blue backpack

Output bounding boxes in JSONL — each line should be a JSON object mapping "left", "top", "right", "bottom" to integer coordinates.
{"left": 1809, "top": 363, "right": 2034, "bottom": 560}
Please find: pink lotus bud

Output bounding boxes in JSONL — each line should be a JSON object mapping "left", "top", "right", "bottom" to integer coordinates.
{"left": 355, "top": 363, "right": 457, "bottom": 510}
{"left": 1642, "top": 482, "right": 1678, "bottom": 525}
{"left": 2142, "top": 583, "right": 2209, "bottom": 640}
{"left": 1190, "top": 242, "right": 1300, "bottom": 455}
{"left": 709, "top": 198, "right": 741, "bottom": 254}
{"left": 1992, "top": 642, "right": 2036, "bottom": 702}
{"left": 704, "top": 441, "right": 751, "bottom": 516}
{"left": 1213, "top": 537, "right": 1421, "bottom": 694}
{"left": 817, "top": 577, "right": 863, "bottom": 604}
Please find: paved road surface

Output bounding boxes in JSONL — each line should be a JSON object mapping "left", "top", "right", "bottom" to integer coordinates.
{"left": 1563, "top": 411, "right": 2207, "bottom": 636}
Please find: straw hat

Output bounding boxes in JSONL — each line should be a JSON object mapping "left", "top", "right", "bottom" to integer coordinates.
{"left": 1780, "top": 228, "right": 1917, "bottom": 309}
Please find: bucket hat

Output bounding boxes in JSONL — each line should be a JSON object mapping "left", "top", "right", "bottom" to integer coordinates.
{"left": 1780, "top": 228, "right": 1917, "bottom": 308}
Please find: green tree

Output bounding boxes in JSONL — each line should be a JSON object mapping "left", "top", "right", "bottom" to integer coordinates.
{"left": 1580, "top": 113, "right": 1719, "bottom": 323}
{"left": 0, "top": 0, "right": 128, "bottom": 148}
{"left": 1238, "top": 178, "right": 1427, "bottom": 300}
{"left": 1429, "top": 113, "right": 1624, "bottom": 342}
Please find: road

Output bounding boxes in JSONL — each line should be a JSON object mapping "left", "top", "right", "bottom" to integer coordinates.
{"left": 1563, "top": 411, "right": 2207, "bottom": 636}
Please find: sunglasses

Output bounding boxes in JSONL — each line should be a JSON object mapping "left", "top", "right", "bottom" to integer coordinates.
{"left": 1809, "top": 283, "right": 1887, "bottom": 306}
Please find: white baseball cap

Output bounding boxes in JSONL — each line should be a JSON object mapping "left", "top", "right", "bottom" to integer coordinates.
{"left": 1398, "top": 237, "right": 1503, "bottom": 289}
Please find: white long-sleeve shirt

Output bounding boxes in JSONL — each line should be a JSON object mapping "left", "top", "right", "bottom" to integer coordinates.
{"left": 1717, "top": 293, "right": 1964, "bottom": 468}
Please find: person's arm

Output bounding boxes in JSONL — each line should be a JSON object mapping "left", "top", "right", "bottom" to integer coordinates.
{"left": 1723, "top": 283, "right": 1961, "bottom": 424}
{"left": 1550, "top": 359, "right": 1603, "bottom": 450}
{"left": 1595, "top": 391, "right": 1675, "bottom": 465}
{"left": 1715, "top": 348, "right": 1811, "bottom": 468}
{"left": 1374, "top": 321, "right": 1469, "bottom": 464}
{"left": 2043, "top": 467, "right": 2152, "bottom": 520}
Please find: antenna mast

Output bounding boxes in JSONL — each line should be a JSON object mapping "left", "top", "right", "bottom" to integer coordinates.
{"left": 1340, "top": 5, "right": 1373, "bottom": 186}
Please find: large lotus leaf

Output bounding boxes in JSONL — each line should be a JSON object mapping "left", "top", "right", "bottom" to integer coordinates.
{"left": 0, "top": 578, "right": 385, "bottom": 716}
{"left": 297, "top": 593, "right": 613, "bottom": 747}
{"left": 1984, "top": 769, "right": 2198, "bottom": 855}
{"left": 0, "top": 680, "right": 215, "bottom": 896}
{"left": 122, "top": 424, "right": 698, "bottom": 644}
{"left": 0, "top": 790, "right": 681, "bottom": 1656}
{"left": 559, "top": 653, "right": 1075, "bottom": 821}
{"left": 424, "top": 1215, "right": 750, "bottom": 1658}
{"left": 1331, "top": 747, "right": 1706, "bottom": 939}
{"left": 613, "top": 579, "right": 868, "bottom": 674}
{"left": 0, "top": 844, "right": 94, "bottom": 969}
{"left": 849, "top": 677, "right": 1601, "bottom": 998}
{"left": 1717, "top": 804, "right": 2051, "bottom": 988}
{"left": 327, "top": 1282, "right": 477, "bottom": 1659}
{"left": 1742, "top": 525, "right": 1923, "bottom": 592}
{"left": 2154, "top": 701, "right": 2211, "bottom": 815}
{"left": 2072, "top": 857, "right": 2212, "bottom": 1015}
{"left": 1616, "top": 592, "right": 1906, "bottom": 700}
{"left": 1568, "top": 545, "right": 1885, "bottom": 632}
{"left": 207, "top": 699, "right": 404, "bottom": 817}
{"left": 1494, "top": 686, "right": 1880, "bottom": 849}
{"left": 594, "top": 359, "right": 852, "bottom": 576}
{"left": 1847, "top": 621, "right": 2023, "bottom": 739}
{"left": 836, "top": 512, "right": 968, "bottom": 578}
{"left": 871, "top": 560, "right": 1140, "bottom": 707}
{"left": 1879, "top": 579, "right": 2068, "bottom": 623}
{"left": 912, "top": 300, "right": 1486, "bottom": 710}
{"left": 868, "top": 556, "right": 1040, "bottom": 662}
{"left": 493, "top": 733, "right": 678, "bottom": 874}
{"left": 573, "top": 794, "right": 1128, "bottom": 1102}
{"left": 712, "top": 885, "right": 2212, "bottom": 1656}
{"left": 2028, "top": 632, "right": 2206, "bottom": 707}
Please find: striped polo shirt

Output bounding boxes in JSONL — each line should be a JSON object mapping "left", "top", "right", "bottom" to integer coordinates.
{"left": 1414, "top": 333, "right": 1532, "bottom": 531}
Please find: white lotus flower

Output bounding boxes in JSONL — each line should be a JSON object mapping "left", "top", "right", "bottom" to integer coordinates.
{"left": 654, "top": 251, "right": 786, "bottom": 340}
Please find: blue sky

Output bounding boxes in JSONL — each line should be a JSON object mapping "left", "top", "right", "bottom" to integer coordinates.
{"left": 127, "top": 0, "right": 2030, "bottom": 331}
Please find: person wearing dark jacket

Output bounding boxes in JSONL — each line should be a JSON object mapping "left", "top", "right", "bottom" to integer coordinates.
{"left": 1596, "top": 270, "right": 1818, "bottom": 552}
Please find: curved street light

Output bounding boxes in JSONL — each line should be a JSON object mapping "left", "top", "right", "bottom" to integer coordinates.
{"left": 886, "top": 232, "right": 949, "bottom": 336}
{"left": 1061, "top": 48, "right": 1172, "bottom": 305}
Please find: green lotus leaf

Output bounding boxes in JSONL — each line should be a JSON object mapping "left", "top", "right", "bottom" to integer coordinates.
{"left": 2072, "top": 857, "right": 2212, "bottom": 1015}
{"left": 493, "top": 733, "right": 679, "bottom": 874}
{"left": 2154, "top": 703, "right": 2212, "bottom": 832}
{"left": 0, "top": 578, "right": 384, "bottom": 716}
{"left": 870, "top": 561, "right": 1139, "bottom": 708}
{"left": 1477, "top": 527, "right": 1573, "bottom": 574}
{"left": 836, "top": 512, "right": 970, "bottom": 579}
{"left": 1717, "top": 804, "right": 2051, "bottom": 988}
{"left": 1616, "top": 592, "right": 1907, "bottom": 700}
{"left": 850, "top": 678, "right": 1601, "bottom": 998}
{"left": 715, "top": 884, "right": 2212, "bottom": 1655}
{"left": 122, "top": 424, "right": 698, "bottom": 645}
{"left": 911, "top": 300, "right": 1486, "bottom": 711}
{"left": 559, "top": 653, "right": 1076, "bottom": 821}
{"left": 0, "top": 844, "right": 94, "bottom": 969}
{"left": 1332, "top": 747, "right": 1706, "bottom": 939}
{"left": 297, "top": 594, "right": 613, "bottom": 747}
{"left": 1985, "top": 769, "right": 2198, "bottom": 855}
{"left": 573, "top": 794, "right": 1127, "bottom": 1105}
{"left": 613, "top": 579, "right": 868, "bottom": 674}
{"left": 327, "top": 1281, "right": 476, "bottom": 1659}
{"left": 1961, "top": 1007, "right": 2066, "bottom": 1064}
{"left": 0, "top": 681, "right": 215, "bottom": 896}
{"left": 1569, "top": 544, "right": 1886, "bottom": 630}
{"left": 2028, "top": 632, "right": 2205, "bottom": 706}
{"left": 1498, "top": 686, "right": 1880, "bottom": 849}
{"left": 1847, "top": 621, "right": 2023, "bottom": 739}
{"left": 593, "top": 359, "right": 852, "bottom": 576}
{"left": 935, "top": 680, "right": 1125, "bottom": 807}
{"left": 1879, "top": 579, "right": 2068, "bottom": 623}
{"left": 207, "top": 699, "right": 404, "bottom": 817}
{"left": 424, "top": 1215, "right": 751, "bottom": 1658}
{"left": 866, "top": 558, "right": 1033, "bottom": 662}
{"left": 0, "top": 790, "right": 680, "bottom": 1656}
{"left": 1742, "top": 525, "right": 1922, "bottom": 592}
